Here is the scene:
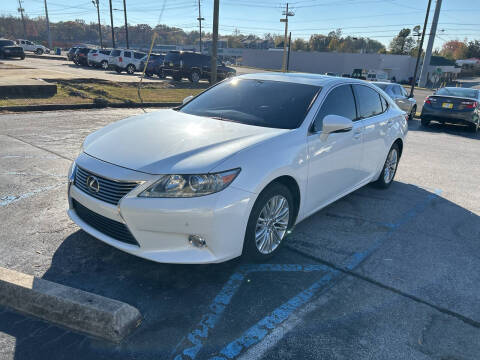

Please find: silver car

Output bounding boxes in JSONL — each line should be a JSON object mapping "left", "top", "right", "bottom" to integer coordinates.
{"left": 373, "top": 82, "right": 417, "bottom": 120}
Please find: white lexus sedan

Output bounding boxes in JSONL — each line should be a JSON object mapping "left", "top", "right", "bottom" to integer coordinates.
{"left": 67, "top": 73, "right": 407, "bottom": 264}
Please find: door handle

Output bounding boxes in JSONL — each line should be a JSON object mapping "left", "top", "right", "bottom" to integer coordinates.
{"left": 353, "top": 130, "right": 362, "bottom": 139}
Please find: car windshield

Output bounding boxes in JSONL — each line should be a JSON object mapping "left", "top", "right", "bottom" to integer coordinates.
{"left": 0, "top": 40, "right": 15, "bottom": 46}
{"left": 436, "top": 88, "right": 479, "bottom": 99}
{"left": 179, "top": 78, "right": 321, "bottom": 129}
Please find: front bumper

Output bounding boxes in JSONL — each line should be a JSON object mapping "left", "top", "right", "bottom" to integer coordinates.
{"left": 421, "top": 105, "right": 477, "bottom": 124}
{"left": 67, "top": 153, "right": 255, "bottom": 264}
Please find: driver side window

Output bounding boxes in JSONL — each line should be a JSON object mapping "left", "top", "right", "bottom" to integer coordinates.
{"left": 313, "top": 85, "right": 357, "bottom": 132}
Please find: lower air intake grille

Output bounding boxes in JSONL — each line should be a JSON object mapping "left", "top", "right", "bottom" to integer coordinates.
{"left": 73, "top": 199, "right": 139, "bottom": 246}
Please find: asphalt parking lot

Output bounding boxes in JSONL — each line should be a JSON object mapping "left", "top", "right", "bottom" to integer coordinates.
{"left": 0, "top": 108, "right": 479, "bottom": 360}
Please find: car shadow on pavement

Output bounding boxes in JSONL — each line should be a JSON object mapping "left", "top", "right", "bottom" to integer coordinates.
{"left": 2, "top": 181, "right": 480, "bottom": 360}
{"left": 408, "top": 119, "right": 479, "bottom": 139}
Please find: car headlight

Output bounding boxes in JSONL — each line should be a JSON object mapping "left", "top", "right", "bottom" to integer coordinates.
{"left": 139, "top": 168, "right": 240, "bottom": 198}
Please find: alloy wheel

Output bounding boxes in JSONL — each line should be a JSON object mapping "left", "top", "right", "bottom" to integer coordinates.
{"left": 255, "top": 195, "right": 290, "bottom": 254}
{"left": 101, "top": 61, "right": 108, "bottom": 69}
{"left": 383, "top": 148, "right": 398, "bottom": 184}
{"left": 191, "top": 71, "right": 200, "bottom": 83}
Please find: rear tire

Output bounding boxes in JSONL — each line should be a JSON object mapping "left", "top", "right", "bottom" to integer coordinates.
{"left": 189, "top": 70, "right": 200, "bottom": 83}
{"left": 35, "top": 49, "right": 43, "bottom": 55}
{"left": 374, "top": 143, "right": 400, "bottom": 189}
{"left": 421, "top": 117, "right": 430, "bottom": 127}
{"left": 470, "top": 118, "right": 479, "bottom": 133}
{"left": 126, "top": 64, "right": 136, "bottom": 74}
{"left": 243, "top": 183, "right": 294, "bottom": 261}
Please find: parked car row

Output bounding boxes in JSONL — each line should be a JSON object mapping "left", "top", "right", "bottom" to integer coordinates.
{"left": 0, "top": 39, "right": 25, "bottom": 59}
{"left": 66, "top": 46, "right": 236, "bottom": 83}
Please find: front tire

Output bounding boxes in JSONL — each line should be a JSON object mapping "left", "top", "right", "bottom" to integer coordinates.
{"left": 35, "top": 49, "right": 44, "bottom": 55}
{"left": 374, "top": 143, "right": 400, "bottom": 189}
{"left": 243, "top": 183, "right": 294, "bottom": 261}
{"left": 409, "top": 105, "right": 417, "bottom": 120}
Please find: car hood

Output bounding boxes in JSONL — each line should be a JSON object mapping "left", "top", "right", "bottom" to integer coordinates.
{"left": 83, "top": 109, "right": 289, "bottom": 174}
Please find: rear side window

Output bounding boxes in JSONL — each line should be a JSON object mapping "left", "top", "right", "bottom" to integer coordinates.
{"left": 380, "top": 96, "right": 389, "bottom": 112}
{"left": 111, "top": 50, "right": 121, "bottom": 56}
{"left": 90, "top": 49, "right": 98, "bottom": 54}
{"left": 352, "top": 85, "right": 384, "bottom": 119}
{"left": 313, "top": 85, "right": 357, "bottom": 132}
{"left": 123, "top": 51, "right": 131, "bottom": 58}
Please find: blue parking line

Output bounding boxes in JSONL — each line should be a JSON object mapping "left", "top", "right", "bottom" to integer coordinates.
{"left": 173, "top": 188, "right": 443, "bottom": 360}
{"left": 0, "top": 183, "right": 64, "bottom": 207}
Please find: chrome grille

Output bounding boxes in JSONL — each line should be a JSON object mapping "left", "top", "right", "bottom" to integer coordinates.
{"left": 74, "top": 166, "right": 139, "bottom": 205}
{"left": 73, "top": 200, "right": 139, "bottom": 246}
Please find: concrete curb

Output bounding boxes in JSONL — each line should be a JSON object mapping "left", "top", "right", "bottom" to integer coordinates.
{"left": 0, "top": 267, "right": 141, "bottom": 342}
{"left": 0, "top": 102, "right": 181, "bottom": 112}
{"left": 25, "top": 54, "right": 68, "bottom": 61}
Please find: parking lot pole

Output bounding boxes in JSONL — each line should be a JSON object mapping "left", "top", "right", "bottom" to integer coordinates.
{"left": 17, "top": 0, "right": 27, "bottom": 38}
{"left": 123, "top": 0, "right": 129, "bottom": 49}
{"left": 286, "top": 32, "right": 291, "bottom": 71}
{"left": 109, "top": 0, "right": 115, "bottom": 48}
{"left": 410, "top": 0, "right": 432, "bottom": 98}
{"left": 43, "top": 0, "right": 52, "bottom": 49}
{"left": 210, "top": 0, "right": 219, "bottom": 83}
{"left": 93, "top": 0, "right": 103, "bottom": 49}
{"left": 419, "top": 0, "right": 442, "bottom": 88}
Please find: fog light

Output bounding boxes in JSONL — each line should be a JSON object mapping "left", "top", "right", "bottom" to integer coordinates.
{"left": 189, "top": 235, "right": 207, "bottom": 248}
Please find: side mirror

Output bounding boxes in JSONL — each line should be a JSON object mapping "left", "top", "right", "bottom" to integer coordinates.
{"left": 182, "top": 95, "right": 194, "bottom": 104}
{"left": 321, "top": 114, "right": 353, "bottom": 134}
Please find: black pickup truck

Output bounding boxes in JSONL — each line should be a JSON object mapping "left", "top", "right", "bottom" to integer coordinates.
{"left": 0, "top": 39, "right": 25, "bottom": 59}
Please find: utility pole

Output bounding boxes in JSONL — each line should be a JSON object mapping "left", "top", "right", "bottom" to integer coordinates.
{"left": 280, "top": 3, "right": 294, "bottom": 72}
{"left": 109, "top": 0, "right": 115, "bottom": 48}
{"left": 410, "top": 0, "right": 432, "bottom": 97}
{"left": 92, "top": 0, "right": 103, "bottom": 48}
{"left": 210, "top": 0, "right": 219, "bottom": 83}
{"left": 17, "top": 0, "right": 27, "bottom": 38}
{"left": 286, "top": 32, "right": 291, "bottom": 71}
{"left": 123, "top": 0, "right": 129, "bottom": 49}
{"left": 44, "top": 0, "right": 52, "bottom": 49}
{"left": 419, "top": 0, "right": 442, "bottom": 88}
{"left": 197, "top": 0, "right": 204, "bottom": 52}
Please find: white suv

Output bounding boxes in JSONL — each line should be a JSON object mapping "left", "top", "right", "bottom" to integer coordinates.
{"left": 88, "top": 49, "right": 112, "bottom": 69}
{"left": 108, "top": 49, "right": 147, "bottom": 74}
{"left": 16, "top": 39, "right": 49, "bottom": 55}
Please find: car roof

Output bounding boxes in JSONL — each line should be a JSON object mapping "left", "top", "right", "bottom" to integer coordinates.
{"left": 372, "top": 81, "right": 394, "bottom": 86}
{"left": 237, "top": 72, "right": 370, "bottom": 87}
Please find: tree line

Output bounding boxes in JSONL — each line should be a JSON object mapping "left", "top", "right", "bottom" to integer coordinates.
{"left": 1, "top": 15, "right": 478, "bottom": 59}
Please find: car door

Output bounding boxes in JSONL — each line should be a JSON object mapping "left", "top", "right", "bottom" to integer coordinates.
{"left": 352, "top": 84, "right": 390, "bottom": 177}
{"left": 306, "top": 84, "right": 365, "bottom": 214}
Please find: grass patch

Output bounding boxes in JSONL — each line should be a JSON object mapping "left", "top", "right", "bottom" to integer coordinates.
{"left": 0, "top": 79, "right": 206, "bottom": 107}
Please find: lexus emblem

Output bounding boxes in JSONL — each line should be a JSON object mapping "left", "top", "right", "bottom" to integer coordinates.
{"left": 86, "top": 175, "right": 100, "bottom": 193}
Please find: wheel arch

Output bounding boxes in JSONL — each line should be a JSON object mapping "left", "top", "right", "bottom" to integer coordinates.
{"left": 260, "top": 175, "right": 301, "bottom": 224}
{"left": 393, "top": 137, "right": 403, "bottom": 158}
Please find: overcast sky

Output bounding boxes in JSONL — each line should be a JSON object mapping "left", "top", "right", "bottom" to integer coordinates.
{"left": 2, "top": 0, "right": 479, "bottom": 50}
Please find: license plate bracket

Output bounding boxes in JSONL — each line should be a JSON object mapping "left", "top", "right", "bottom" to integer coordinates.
{"left": 442, "top": 102, "right": 453, "bottom": 109}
